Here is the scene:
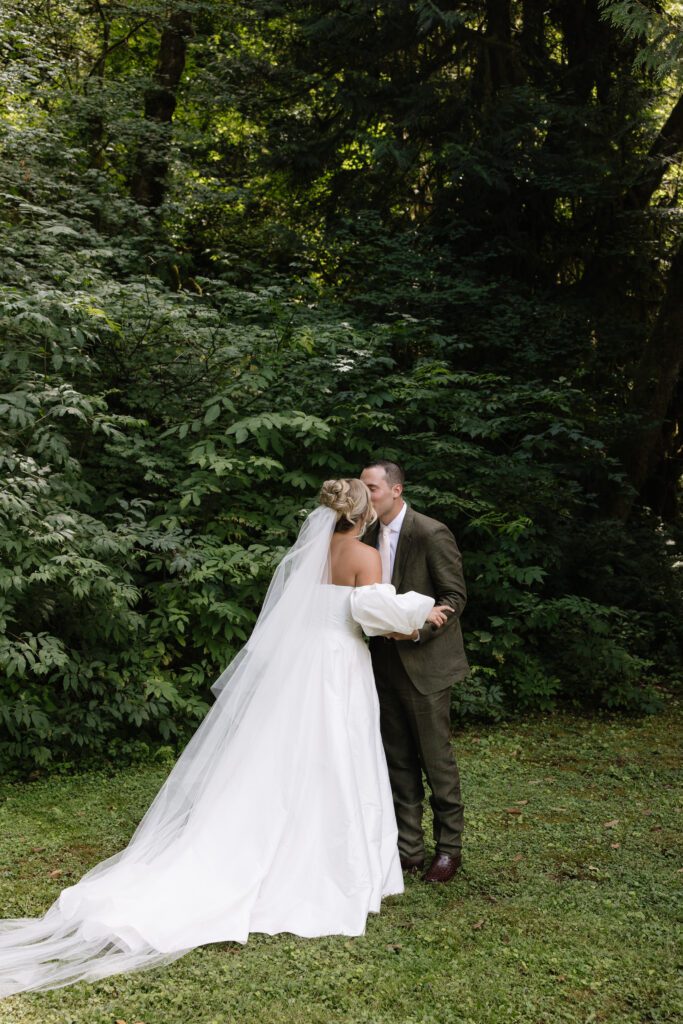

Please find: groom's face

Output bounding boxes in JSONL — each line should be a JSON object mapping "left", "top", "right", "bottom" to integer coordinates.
{"left": 360, "top": 466, "right": 402, "bottom": 519}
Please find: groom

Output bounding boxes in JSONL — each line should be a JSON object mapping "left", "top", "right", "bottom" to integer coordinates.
{"left": 360, "top": 460, "right": 469, "bottom": 883}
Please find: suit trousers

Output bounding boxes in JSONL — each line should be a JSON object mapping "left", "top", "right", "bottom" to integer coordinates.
{"left": 372, "top": 639, "right": 464, "bottom": 859}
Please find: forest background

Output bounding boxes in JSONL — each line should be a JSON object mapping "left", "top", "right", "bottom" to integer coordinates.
{"left": 1, "top": 0, "right": 682, "bottom": 773}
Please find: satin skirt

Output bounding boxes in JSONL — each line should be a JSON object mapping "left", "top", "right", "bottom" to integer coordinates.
{"left": 0, "top": 625, "right": 403, "bottom": 995}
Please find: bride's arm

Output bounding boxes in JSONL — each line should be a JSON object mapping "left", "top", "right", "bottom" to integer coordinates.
{"left": 349, "top": 583, "right": 435, "bottom": 637}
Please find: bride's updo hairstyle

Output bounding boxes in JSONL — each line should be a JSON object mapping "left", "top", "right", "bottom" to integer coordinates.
{"left": 319, "top": 478, "right": 377, "bottom": 534}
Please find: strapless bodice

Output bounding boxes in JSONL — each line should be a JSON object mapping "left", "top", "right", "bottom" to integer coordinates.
{"left": 320, "top": 585, "right": 363, "bottom": 638}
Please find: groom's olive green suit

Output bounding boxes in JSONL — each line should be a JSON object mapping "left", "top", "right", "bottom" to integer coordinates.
{"left": 363, "top": 507, "right": 468, "bottom": 860}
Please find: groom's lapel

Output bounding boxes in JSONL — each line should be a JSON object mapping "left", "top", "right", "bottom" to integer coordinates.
{"left": 392, "top": 507, "right": 414, "bottom": 591}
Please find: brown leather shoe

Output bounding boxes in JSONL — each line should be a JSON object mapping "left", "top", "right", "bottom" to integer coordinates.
{"left": 400, "top": 854, "right": 425, "bottom": 875}
{"left": 423, "top": 851, "right": 462, "bottom": 883}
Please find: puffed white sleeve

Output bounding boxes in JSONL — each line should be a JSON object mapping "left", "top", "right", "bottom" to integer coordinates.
{"left": 349, "top": 583, "right": 434, "bottom": 637}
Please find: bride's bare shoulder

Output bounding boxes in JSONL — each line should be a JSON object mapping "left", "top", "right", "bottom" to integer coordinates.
{"left": 354, "top": 541, "right": 380, "bottom": 567}
{"left": 352, "top": 541, "right": 381, "bottom": 586}
{"left": 352, "top": 544, "right": 385, "bottom": 577}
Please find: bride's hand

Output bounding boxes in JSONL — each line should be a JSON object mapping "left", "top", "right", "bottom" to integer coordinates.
{"left": 426, "top": 604, "right": 454, "bottom": 628}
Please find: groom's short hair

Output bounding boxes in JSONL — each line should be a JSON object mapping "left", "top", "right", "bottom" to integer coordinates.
{"left": 365, "top": 459, "right": 405, "bottom": 487}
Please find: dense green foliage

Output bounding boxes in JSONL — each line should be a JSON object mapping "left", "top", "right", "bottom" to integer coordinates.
{"left": 1, "top": 1, "right": 682, "bottom": 771}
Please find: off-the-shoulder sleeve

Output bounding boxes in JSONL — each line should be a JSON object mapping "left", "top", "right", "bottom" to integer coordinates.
{"left": 349, "top": 583, "right": 434, "bottom": 637}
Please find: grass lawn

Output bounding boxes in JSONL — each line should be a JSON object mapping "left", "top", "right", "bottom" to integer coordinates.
{"left": 0, "top": 702, "right": 681, "bottom": 1024}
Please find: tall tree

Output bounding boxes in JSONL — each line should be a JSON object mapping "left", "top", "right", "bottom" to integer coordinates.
{"left": 130, "top": 6, "right": 193, "bottom": 208}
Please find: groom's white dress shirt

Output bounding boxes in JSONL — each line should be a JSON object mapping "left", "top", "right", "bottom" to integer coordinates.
{"left": 378, "top": 501, "right": 408, "bottom": 581}
{"left": 377, "top": 502, "right": 420, "bottom": 640}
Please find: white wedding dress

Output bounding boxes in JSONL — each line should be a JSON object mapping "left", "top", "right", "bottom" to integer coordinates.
{"left": 0, "top": 505, "right": 434, "bottom": 997}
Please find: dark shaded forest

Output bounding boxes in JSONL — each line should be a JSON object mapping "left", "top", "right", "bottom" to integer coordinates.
{"left": 1, "top": 0, "right": 682, "bottom": 771}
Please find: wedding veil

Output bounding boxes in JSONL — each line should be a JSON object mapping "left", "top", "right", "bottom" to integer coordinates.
{"left": 0, "top": 505, "right": 338, "bottom": 996}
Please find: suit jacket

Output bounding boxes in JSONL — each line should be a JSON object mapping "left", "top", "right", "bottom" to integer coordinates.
{"left": 363, "top": 506, "right": 469, "bottom": 694}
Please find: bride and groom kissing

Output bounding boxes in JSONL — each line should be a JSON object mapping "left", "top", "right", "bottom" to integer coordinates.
{"left": 0, "top": 459, "right": 469, "bottom": 998}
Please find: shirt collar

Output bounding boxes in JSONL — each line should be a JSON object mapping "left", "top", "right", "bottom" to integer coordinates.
{"left": 384, "top": 500, "right": 407, "bottom": 534}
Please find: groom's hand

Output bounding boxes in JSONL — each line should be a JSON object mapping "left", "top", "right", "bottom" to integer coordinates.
{"left": 386, "top": 629, "right": 420, "bottom": 641}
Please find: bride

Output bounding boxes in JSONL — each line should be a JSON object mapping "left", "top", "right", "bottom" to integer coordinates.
{"left": 0, "top": 478, "right": 451, "bottom": 997}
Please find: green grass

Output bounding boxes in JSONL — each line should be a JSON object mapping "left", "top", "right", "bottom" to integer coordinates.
{"left": 1, "top": 703, "right": 681, "bottom": 1024}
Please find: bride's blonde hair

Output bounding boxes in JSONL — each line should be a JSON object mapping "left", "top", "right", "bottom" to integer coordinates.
{"left": 319, "top": 478, "right": 377, "bottom": 534}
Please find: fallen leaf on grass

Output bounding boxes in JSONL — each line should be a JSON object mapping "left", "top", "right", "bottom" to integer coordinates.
{"left": 31, "top": 846, "right": 46, "bottom": 853}
{"left": 385, "top": 944, "right": 401, "bottom": 953}
{"left": 472, "top": 919, "right": 485, "bottom": 930}
{"left": 505, "top": 807, "right": 522, "bottom": 815}
{"left": 610, "top": 842, "right": 621, "bottom": 849}
{"left": 48, "top": 869, "right": 62, "bottom": 879}
{"left": 603, "top": 819, "right": 620, "bottom": 828}
{"left": 512, "top": 853, "right": 524, "bottom": 862}
{"left": 514, "top": 800, "right": 529, "bottom": 806}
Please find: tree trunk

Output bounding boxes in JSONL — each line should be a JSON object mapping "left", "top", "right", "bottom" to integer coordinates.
{"left": 608, "top": 241, "right": 683, "bottom": 520}
{"left": 473, "top": 0, "right": 525, "bottom": 101}
{"left": 520, "top": 0, "right": 546, "bottom": 81}
{"left": 625, "top": 92, "right": 683, "bottom": 211}
{"left": 639, "top": 369, "right": 683, "bottom": 521}
{"left": 130, "top": 9, "right": 192, "bottom": 209}
{"left": 84, "top": 2, "right": 111, "bottom": 173}
{"left": 557, "top": 0, "right": 613, "bottom": 103}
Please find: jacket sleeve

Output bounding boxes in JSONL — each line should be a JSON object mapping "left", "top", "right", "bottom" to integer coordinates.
{"left": 417, "top": 525, "right": 467, "bottom": 644}
{"left": 349, "top": 583, "right": 434, "bottom": 637}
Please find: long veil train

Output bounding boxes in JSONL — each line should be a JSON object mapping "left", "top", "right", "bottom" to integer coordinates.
{"left": 0, "top": 505, "right": 341, "bottom": 997}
